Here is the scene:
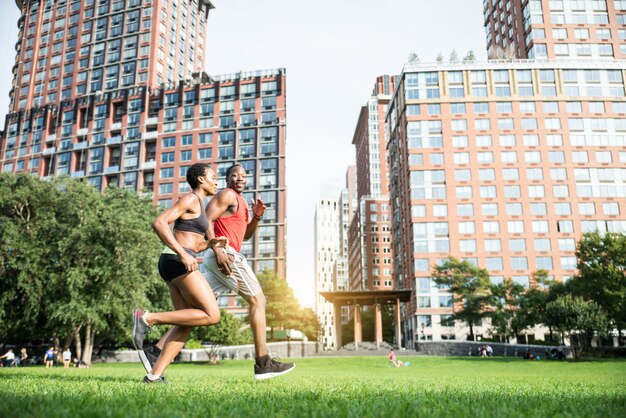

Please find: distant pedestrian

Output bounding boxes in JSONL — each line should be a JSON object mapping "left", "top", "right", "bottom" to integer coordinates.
{"left": 19, "top": 348, "right": 28, "bottom": 365}
{"left": 0, "top": 349, "right": 16, "bottom": 367}
{"left": 44, "top": 347, "right": 55, "bottom": 368}
{"left": 62, "top": 349, "right": 72, "bottom": 368}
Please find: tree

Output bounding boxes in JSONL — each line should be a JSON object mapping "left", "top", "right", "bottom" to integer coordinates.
{"left": 488, "top": 278, "right": 525, "bottom": 342}
{"left": 257, "top": 271, "right": 320, "bottom": 340}
{"left": 545, "top": 295, "right": 610, "bottom": 360}
{"left": 0, "top": 174, "right": 167, "bottom": 363}
{"left": 449, "top": 49, "right": 459, "bottom": 63}
{"left": 408, "top": 52, "right": 420, "bottom": 64}
{"left": 436, "top": 52, "right": 444, "bottom": 63}
{"left": 190, "top": 309, "right": 252, "bottom": 346}
{"left": 567, "top": 232, "right": 626, "bottom": 344}
{"left": 433, "top": 258, "right": 491, "bottom": 341}
{"left": 463, "top": 50, "right": 476, "bottom": 63}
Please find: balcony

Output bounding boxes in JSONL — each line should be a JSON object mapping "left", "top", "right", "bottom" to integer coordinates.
{"left": 104, "top": 165, "right": 120, "bottom": 174}
{"left": 42, "top": 147, "right": 56, "bottom": 155}
{"left": 145, "top": 117, "right": 158, "bottom": 127}
{"left": 142, "top": 131, "right": 158, "bottom": 140}
{"left": 73, "top": 142, "right": 88, "bottom": 150}
{"left": 46, "top": 134, "right": 57, "bottom": 143}
{"left": 106, "top": 136, "right": 122, "bottom": 145}
{"left": 77, "top": 128, "right": 89, "bottom": 137}
{"left": 141, "top": 160, "right": 156, "bottom": 170}
{"left": 71, "top": 171, "right": 85, "bottom": 178}
{"left": 110, "top": 122, "right": 122, "bottom": 132}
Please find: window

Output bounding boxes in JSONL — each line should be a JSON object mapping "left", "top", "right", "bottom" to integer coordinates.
{"left": 603, "top": 202, "right": 620, "bottom": 215}
{"left": 511, "top": 257, "right": 528, "bottom": 270}
{"left": 532, "top": 220, "right": 550, "bottom": 233}
{"left": 486, "top": 257, "right": 503, "bottom": 270}
{"left": 534, "top": 239, "right": 551, "bottom": 252}
{"left": 460, "top": 240, "right": 476, "bottom": 252}
{"left": 481, "top": 203, "right": 498, "bottom": 216}
{"left": 509, "top": 239, "right": 526, "bottom": 252}
{"left": 457, "top": 204, "right": 473, "bottom": 217}
{"left": 557, "top": 220, "right": 574, "bottom": 233}
{"left": 485, "top": 239, "right": 501, "bottom": 252}
{"left": 507, "top": 221, "right": 524, "bottom": 233}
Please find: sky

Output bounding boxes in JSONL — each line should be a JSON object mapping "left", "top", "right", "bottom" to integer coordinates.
{"left": 0, "top": 0, "right": 486, "bottom": 308}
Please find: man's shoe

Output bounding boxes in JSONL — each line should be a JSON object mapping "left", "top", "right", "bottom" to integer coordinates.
{"left": 132, "top": 308, "right": 151, "bottom": 350}
{"left": 139, "top": 344, "right": 161, "bottom": 374}
{"left": 143, "top": 375, "right": 168, "bottom": 384}
{"left": 254, "top": 355, "right": 295, "bottom": 381}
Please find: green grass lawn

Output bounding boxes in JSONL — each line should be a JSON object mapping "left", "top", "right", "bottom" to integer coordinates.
{"left": 1, "top": 356, "right": 625, "bottom": 417}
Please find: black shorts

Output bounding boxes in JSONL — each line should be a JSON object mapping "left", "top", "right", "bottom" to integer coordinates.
{"left": 158, "top": 248, "right": 199, "bottom": 282}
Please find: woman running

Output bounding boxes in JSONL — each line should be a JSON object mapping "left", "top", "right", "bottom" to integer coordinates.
{"left": 132, "top": 163, "right": 226, "bottom": 383}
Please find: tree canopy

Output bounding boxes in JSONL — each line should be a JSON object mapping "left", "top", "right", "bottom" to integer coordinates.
{"left": 433, "top": 257, "right": 492, "bottom": 341}
{"left": 567, "top": 232, "right": 626, "bottom": 334}
{"left": 0, "top": 174, "right": 167, "bottom": 362}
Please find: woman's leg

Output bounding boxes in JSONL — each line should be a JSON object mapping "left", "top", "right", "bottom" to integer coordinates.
{"left": 149, "top": 270, "right": 219, "bottom": 377}
{"left": 144, "top": 271, "right": 220, "bottom": 327}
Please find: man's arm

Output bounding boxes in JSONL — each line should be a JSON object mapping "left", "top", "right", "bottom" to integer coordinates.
{"left": 205, "top": 189, "right": 236, "bottom": 274}
{"left": 244, "top": 197, "right": 266, "bottom": 240}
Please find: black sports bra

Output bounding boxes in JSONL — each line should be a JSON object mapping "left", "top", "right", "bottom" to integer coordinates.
{"left": 173, "top": 193, "right": 209, "bottom": 236}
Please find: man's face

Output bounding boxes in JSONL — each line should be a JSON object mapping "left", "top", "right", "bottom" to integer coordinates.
{"left": 227, "top": 166, "right": 247, "bottom": 193}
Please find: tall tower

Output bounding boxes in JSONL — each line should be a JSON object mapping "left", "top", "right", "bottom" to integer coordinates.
{"left": 349, "top": 75, "right": 396, "bottom": 292}
{"left": 1, "top": 1, "right": 288, "bottom": 291}
{"left": 10, "top": 0, "right": 212, "bottom": 112}
{"left": 314, "top": 197, "right": 341, "bottom": 349}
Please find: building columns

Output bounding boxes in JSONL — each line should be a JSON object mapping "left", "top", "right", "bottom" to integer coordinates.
{"left": 354, "top": 304, "right": 362, "bottom": 351}
{"left": 375, "top": 303, "right": 383, "bottom": 349}
{"left": 395, "top": 298, "right": 402, "bottom": 349}
{"left": 333, "top": 302, "right": 342, "bottom": 351}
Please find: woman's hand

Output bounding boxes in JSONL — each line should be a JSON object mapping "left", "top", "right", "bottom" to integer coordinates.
{"left": 181, "top": 252, "right": 198, "bottom": 272}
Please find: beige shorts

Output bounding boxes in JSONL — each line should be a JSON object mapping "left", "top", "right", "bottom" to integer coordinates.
{"left": 202, "top": 246, "right": 262, "bottom": 299}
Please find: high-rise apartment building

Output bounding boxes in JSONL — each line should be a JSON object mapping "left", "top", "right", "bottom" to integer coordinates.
{"left": 387, "top": 0, "right": 626, "bottom": 348}
{"left": 0, "top": 1, "right": 288, "bottom": 303}
{"left": 485, "top": 0, "right": 626, "bottom": 59}
{"left": 348, "top": 76, "right": 396, "bottom": 292}
{"left": 314, "top": 198, "right": 341, "bottom": 349}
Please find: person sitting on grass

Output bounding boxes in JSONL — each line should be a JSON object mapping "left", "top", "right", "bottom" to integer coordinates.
{"left": 0, "top": 349, "right": 17, "bottom": 367}
{"left": 523, "top": 349, "right": 536, "bottom": 360}
{"left": 389, "top": 349, "right": 406, "bottom": 367}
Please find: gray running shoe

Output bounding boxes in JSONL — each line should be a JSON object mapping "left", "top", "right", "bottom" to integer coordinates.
{"left": 139, "top": 344, "right": 161, "bottom": 374}
{"left": 143, "top": 375, "right": 168, "bottom": 384}
{"left": 132, "top": 308, "right": 151, "bottom": 350}
{"left": 254, "top": 355, "right": 295, "bottom": 381}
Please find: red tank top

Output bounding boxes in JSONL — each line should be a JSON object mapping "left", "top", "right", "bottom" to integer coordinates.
{"left": 214, "top": 189, "right": 249, "bottom": 252}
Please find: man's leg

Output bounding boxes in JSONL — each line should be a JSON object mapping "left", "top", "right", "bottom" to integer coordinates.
{"left": 246, "top": 293, "right": 268, "bottom": 358}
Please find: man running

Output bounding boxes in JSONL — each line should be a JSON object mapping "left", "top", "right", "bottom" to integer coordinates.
{"left": 203, "top": 163, "right": 294, "bottom": 380}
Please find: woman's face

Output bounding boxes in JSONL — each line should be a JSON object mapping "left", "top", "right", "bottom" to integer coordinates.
{"left": 202, "top": 168, "right": 218, "bottom": 196}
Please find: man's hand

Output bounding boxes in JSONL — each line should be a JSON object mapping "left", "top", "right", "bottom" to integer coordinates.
{"left": 251, "top": 197, "right": 266, "bottom": 219}
{"left": 208, "top": 236, "right": 229, "bottom": 249}
{"left": 215, "top": 249, "right": 233, "bottom": 276}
